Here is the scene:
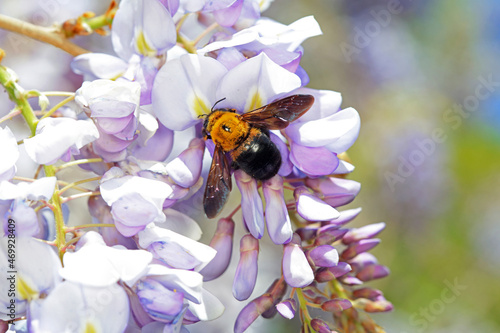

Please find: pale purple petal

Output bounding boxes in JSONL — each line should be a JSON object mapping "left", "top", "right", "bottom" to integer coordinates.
{"left": 289, "top": 142, "right": 339, "bottom": 176}
{"left": 216, "top": 47, "right": 246, "bottom": 70}
{"left": 286, "top": 107, "right": 360, "bottom": 152}
{"left": 276, "top": 298, "right": 296, "bottom": 319}
{"left": 315, "top": 262, "right": 352, "bottom": 282}
{"left": 29, "top": 281, "right": 129, "bottom": 333}
{"left": 261, "top": 48, "right": 301, "bottom": 73}
{"left": 136, "top": 278, "right": 184, "bottom": 321}
{"left": 262, "top": 175, "right": 293, "bottom": 244}
{"left": 305, "top": 177, "right": 361, "bottom": 207}
{"left": 75, "top": 79, "right": 141, "bottom": 118}
{"left": 153, "top": 54, "right": 228, "bottom": 130}
{"left": 308, "top": 245, "right": 339, "bottom": 267}
{"left": 286, "top": 88, "right": 342, "bottom": 122}
{"left": 282, "top": 243, "right": 314, "bottom": 288}
{"left": 71, "top": 53, "right": 128, "bottom": 80}
{"left": 212, "top": 0, "right": 244, "bottom": 27}
{"left": 24, "top": 118, "right": 99, "bottom": 165}
{"left": 9, "top": 201, "right": 39, "bottom": 237}
{"left": 294, "top": 187, "right": 339, "bottom": 221}
{"left": 165, "top": 138, "right": 205, "bottom": 188}
{"left": 200, "top": 218, "right": 235, "bottom": 281}
{"left": 356, "top": 264, "right": 390, "bottom": 282}
{"left": 138, "top": 225, "right": 216, "bottom": 272}
{"left": 132, "top": 121, "right": 174, "bottom": 161}
{"left": 111, "top": 192, "right": 159, "bottom": 237}
{"left": 233, "top": 234, "right": 259, "bottom": 301}
{"left": 235, "top": 170, "right": 264, "bottom": 239}
{"left": 161, "top": 208, "right": 202, "bottom": 240}
{"left": 270, "top": 132, "right": 293, "bottom": 177}
{"left": 145, "top": 265, "right": 203, "bottom": 304}
{"left": 315, "top": 226, "right": 348, "bottom": 245}
{"left": 328, "top": 207, "right": 362, "bottom": 227}
{"left": 216, "top": 53, "right": 301, "bottom": 112}
{"left": 112, "top": 0, "right": 176, "bottom": 59}
{"left": 186, "top": 288, "right": 224, "bottom": 321}
{"left": 348, "top": 252, "right": 379, "bottom": 271}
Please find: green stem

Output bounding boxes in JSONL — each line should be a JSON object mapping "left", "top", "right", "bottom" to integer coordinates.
{"left": 0, "top": 62, "right": 67, "bottom": 261}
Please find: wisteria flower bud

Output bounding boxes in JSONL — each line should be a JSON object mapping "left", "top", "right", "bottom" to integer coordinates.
{"left": 315, "top": 226, "right": 348, "bottom": 245}
{"left": 305, "top": 177, "right": 361, "bottom": 207}
{"left": 321, "top": 298, "right": 352, "bottom": 312}
{"left": 311, "top": 318, "right": 332, "bottom": 333}
{"left": 261, "top": 278, "right": 288, "bottom": 319}
{"left": 352, "top": 288, "right": 383, "bottom": 300}
{"left": 356, "top": 264, "right": 390, "bottom": 282}
{"left": 342, "top": 222, "right": 386, "bottom": 244}
{"left": 263, "top": 175, "right": 293, "bottom": 244}
{"left": 282, "top": 243, "right": 314, "bottom": 288}
{"left": 200, "top": 218, "right": 235, "bottom": 281}
{"left": 235, "top": 170, "right": 265, "bottom": 239}
{"left": 234, "top": 294, "right": 274, "bottom": 333}
{"left": 233, "top": 234, "right": 259, "bottom": 301}
{"left": 338, "top": 276, "right": 363, "bottom": 286}
{"left": 315, "top": 262, "right": 352, "bottom": 283}
{"left": 340, "top": 239, "right": 381, "bottom": 261}
{"left": 307, "top": 245, "right": 339, "bottom": 267}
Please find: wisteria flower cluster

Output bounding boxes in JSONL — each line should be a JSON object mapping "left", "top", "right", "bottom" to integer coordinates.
{"left": 0, "top": 0, "right": 392, "bottom": 332}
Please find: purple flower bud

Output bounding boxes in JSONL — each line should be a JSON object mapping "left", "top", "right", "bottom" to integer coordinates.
{"left": 276, "top": 298, "right": 296, "bottom": 319}
{"left": 342, "top": 222, "right": 386, "bottom": 244}
{"left": 311, "top": 318, "right": 332, "bottom": 333}
{"left": 326, "top": 207, "right": 362, "bottom": 228}
{"left": 358, "top": 298, "right": 394, "bottom": 313}
{"left": 234, "top": 294, "right": 274, "bottom": 333}
{"left": 356, "top": 264, "right": 390, "bottom": 282}
{"left": 233, "top": 234, "right": 259, "bottom": 301}
{"left": 294, "top": 186, "right": 339, "bottom": 222}
{"left": 315, "top": 226, "right": 348, "bottom": 245}
{"left": 262, "top": 175, "right": 293, "bottom": 244}
{"left": 348, "top": 252, "right": 378, "bottom": 271}
{"left": 340, "top": 239, "right": 381, "bottom": 261}
{"left": 339, "top": 275, "right": 363, "bottom": 286}
{"left": 261, "top": 278, "right": 287, "bottom": 319}
{"left": 308, "top": 245, "right": 339, "bottom": 267}
{"left": 352, "top": 288, "right": 383, "bottom": 300}
{"left": 235, "top": 170, "right": 264, "bottom": 239}
{"left": 295, "top": 226, "right": 317, "bottom": 242}
{"left": 282, "top": 243, "right": 314, "bottom": 288}
{"left": 200, "top": 218, "right": 235, "bottom": 281}
{"left": 321, "top": 298, "right": 352, "bottom": 312}
{"left": 315, "top": 262, "right": 352, "bottom": 283}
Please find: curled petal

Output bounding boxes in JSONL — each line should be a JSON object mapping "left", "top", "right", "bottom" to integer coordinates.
{"left": 24, "top": 118, "right": 99, "bottom": 165}
{"left": 71, "top": 53, "right": 128, "bottom": 80}
{"left": 286, "top": 107, "right": 360, "bottom": 152}
{"left": 165, "top": 138, "right": 205, "bottom": 188}
{"left": 282, "top": 243, "right": 314, "bottom": 288}
{"left": 235, "top": 170, "right": 264, "bottom": 239}
{"left": 233, "top": 234, "right": 259, "bottom": 301}
{"left": 200, "top": 218, "right": 235, "bottom": 281}
{"left": 294, "top": 187, "right": 339, "bottom": 222}
{"left": 289, "top": 142, "right": 339, "bottom": 176}
{"left": 262, "top": 175, "right": 293, "bottom": 244}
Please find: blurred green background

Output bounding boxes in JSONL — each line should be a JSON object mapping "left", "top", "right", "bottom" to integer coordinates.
{"left": 267, "top": 0, "right": 500, "bottom": 331}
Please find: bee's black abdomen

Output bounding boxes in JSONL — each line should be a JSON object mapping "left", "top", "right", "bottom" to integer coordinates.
{"left": 233, "top": 130, "right": 281, "bottom": 181}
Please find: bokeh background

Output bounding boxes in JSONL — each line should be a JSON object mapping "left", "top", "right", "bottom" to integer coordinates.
{"left": 1, "top": 0, "right": 499, "bottom": 332}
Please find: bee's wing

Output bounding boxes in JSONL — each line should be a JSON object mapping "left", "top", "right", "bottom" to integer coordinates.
{"left": 240, "top": 94, "right": 314, "bottom": 130}
{"left": 203, "top": 145, "right": 232, "bottom": 219}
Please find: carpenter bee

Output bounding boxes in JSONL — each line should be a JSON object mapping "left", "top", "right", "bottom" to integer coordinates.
{"left": 202, "top": 94, "right": 314, "bottom": 218}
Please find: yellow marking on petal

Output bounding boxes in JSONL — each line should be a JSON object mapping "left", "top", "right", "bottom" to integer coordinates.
{"left": 245, "top": 89, "right": 264, "bottom": 111}
{"left": 17, "top": 277, "right": 38, "bottom": 301}
{"left": 84, "top": 322, "right": 97, "bottom": 333}
{"left": 135, "top": 30, "right": 156, "bottom": 57}
{"left": 192, "top": 96, "right": 210, "bottom": 117}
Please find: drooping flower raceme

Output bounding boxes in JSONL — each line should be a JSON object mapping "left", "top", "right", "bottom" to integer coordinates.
{"left": 0, "top": 0, "right": 392, "bottom": 332}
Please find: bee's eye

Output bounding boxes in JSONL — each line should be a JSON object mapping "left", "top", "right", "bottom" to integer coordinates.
{"left": 222, "top": 125, "right": 231, "bottom": 132}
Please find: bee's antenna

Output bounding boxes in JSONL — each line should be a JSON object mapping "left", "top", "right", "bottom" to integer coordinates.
{"left": 211, "top": 97, "right": 226, "bottom": 112}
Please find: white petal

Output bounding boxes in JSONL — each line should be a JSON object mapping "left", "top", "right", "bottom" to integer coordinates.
{"left": 187, "top": 288, "right": 224, "bottom": 321}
